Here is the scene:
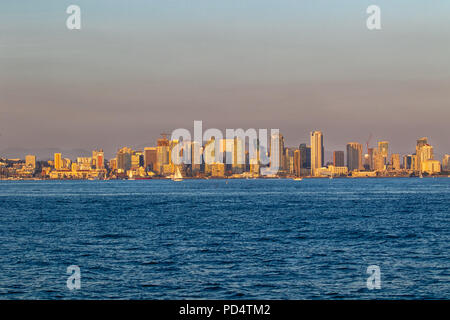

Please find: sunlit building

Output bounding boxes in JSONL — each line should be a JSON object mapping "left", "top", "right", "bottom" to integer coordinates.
{"left": 92, "top": 150, "right": 104, "bottom": 169}
{"left": 156, "top": 135, "right": 170, "bottom": 175}
{"left": 117, "top": 147, "right": 133, "bottom": 172}
{"left": 390, "top": 153, "right": 401, "bottom": 171}
{"left": 54, "top": 153, "right": 62, "bottom": 170}
{"left": 421, "top": 160, "right": 441, "bottom": 175}
{"left": 310, "top": 131, "right": 324, "bottom": 176}
{"left": 415, "top": 137, "right": 434, "bottom": 172}
{"left": 25, "top": 155, "right": 36, "bottom": 169}
{"left": 144, "top": 147, "right": 157, "bottom": 171}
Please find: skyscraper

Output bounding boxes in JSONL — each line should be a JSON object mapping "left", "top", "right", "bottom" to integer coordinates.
{"left": 54, "top": 153, "right": 62, "bottom": 170}
{"left": 333, "top": 151, "right": 345, "bottom": 167}
{"left": 346, "top": 142, "right": 363, "bottom": 171}
{"left": 310, "top": 131, "right": 324, "bottom": 176}
{"left": 378, "top": 141, "right": 389, "bottom": 158}
{"left": 293, "top": 149, "right": 301, "bottom": 177}
{"left": 443, "top": 154, "right": 450, "bottom": 171}
{"left": 144, "top": 147, "right": 157, "bottom": 171}
{"left": 156, "top": 135, "right": 170, "bottom": 174}
{"left": 416, "top": 138, "right": 434, "bottom": 172}
{"left": 117, "top": 147, "right": 132, "bottom": 171}
{"left": 390, "top": 153, "right": 400, "bottom": 171}
{"left": 92, "top": 149, "right": 104, "bottom": 169}
{"left": 268, "top": 133, "right": 285, "bottom": 174}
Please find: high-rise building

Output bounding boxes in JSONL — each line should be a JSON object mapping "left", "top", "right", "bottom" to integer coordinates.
{"left": 144, "top": 147, "right": 157, "bottom": 171}
{"left": 156, "top": 135, "right": 170, "bottom": 174}
{"left": 25, "top": 155, "right": 36, "bottom": 169}
{"left": 92, "top": 149, "right": 104, "bottom": 169}
{"left": 54, "top": 153, "right": 62, "bottom": 170}
{"left": 403, "top": 154, "right": 417, "bottom": 171}
{"left": 421, "top": 160, "right": 441, "bottom": 175}
{"left": 310, "top": 131, "right": 324, "bottom": 176}
{"left": 117, "top": 147, "right": 132, "bottom": 171}
{"left": 333, "top": 151, "right": 345, "bottom": 167}
{"left": 231, "top": 137, "right": 245, "bottom": 174}
{"left": 131, "top": 152, "right": 143, "bottom": 169}
{"left": 390, "top": 153, "right": 400, "bottom": 171}
{"left": 299, "top": 143, "right": 311, "bottom": 169}
{"left": 268, "top": 133, "right": 285, "bottom": 174}
{"left": 293, "top": 149, "right": 301, "bottom": 177}
{"left": 415, "top": 137, "right": 434, "bottom": 172}
{"left": 443, "top": 154, "right": 450, "bottom": 171}
{"left": 346, "top": 142, "right": 363, "bottom": 171}
{"left": 366, "top": 147, "right": 374, "bottom": 170}
{"left": 373, "top": 149, "right": 385, "bottom": 171}
{"left": 378, "top": 141, "right": 389, "bottom": 158}
{"left": 249, "top": 139, "right": 260, "bottom": 176}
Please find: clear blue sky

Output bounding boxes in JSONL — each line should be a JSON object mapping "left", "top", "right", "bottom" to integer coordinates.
{"left": 1, "top": 1, "right": 449, "bottom": 159}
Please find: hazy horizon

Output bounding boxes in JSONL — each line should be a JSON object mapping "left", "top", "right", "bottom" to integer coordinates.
{"left": 1, "top": 1, "right": 449, "bottom": 161}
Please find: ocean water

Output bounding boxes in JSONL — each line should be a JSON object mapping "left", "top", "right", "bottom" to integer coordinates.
{"left": 0, "top": 178, "right": 448, "bottom": 299}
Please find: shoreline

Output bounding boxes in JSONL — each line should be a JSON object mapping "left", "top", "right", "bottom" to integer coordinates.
{"left": 1, "top": 175, "right": 449, "bottom": 181}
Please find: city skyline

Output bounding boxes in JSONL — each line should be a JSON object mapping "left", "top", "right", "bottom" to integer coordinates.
{"left": 1, "top": 129, "right": 448, "bottom": 180}
{"left": 0, "top": 128, "right": 446, "bottom": 162}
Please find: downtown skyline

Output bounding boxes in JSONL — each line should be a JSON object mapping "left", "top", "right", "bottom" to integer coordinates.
{"left": 1, "top": 129, "right": 448, "bottom": 180}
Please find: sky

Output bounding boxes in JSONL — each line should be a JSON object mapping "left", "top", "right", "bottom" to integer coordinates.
{"left": 1, "top": 0, "right": 449, "bottom": 160}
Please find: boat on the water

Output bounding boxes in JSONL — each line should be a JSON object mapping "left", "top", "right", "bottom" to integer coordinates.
{"left": 172, "top": 167, "right": 183, "bottom": 181}
{"left": 293, "top": 177, "right": 303, "bottom": 181}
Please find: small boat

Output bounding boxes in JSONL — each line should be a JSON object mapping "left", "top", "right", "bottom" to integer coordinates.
{"left": 172, "top": 167, "right": 183, "bottom": 181}
{"left": 419, "top": 172, "right": 423, "bottom": 179}
{"left": 293, "top": 177, "right": 303, "bottom": 181}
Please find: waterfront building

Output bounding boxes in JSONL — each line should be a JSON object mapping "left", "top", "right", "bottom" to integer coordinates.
{"left": 54, "top": 153, "right": 62, "bottom": 170}
{"left": 421, "top": 160, "right": 441, "bottom": 175}
{"left": 443, "top": 154, "right": 450, "bottom": 171}
{"left": 92, "top": 150, "right": 104, "bottom": 169}
{"left": 311, "top": 131, "right": 324, "bottom": 176}
{"left": 415, "top": 137, "right": 434, "bottom": 172}
{"left": 390, "top": 153, "right": 401, "bottom": 171}
{"left": 378, "top": 141, "right": 389, "bottom": 158}
{"left": 117, "top": 147, "right": 133, "bottom": 172}
{"left": 333, "top": 151, "right": 345, "bottom": 167}
{"left": 131, "top": 152, "right": 143, "bottom": 170}
{"left": 299, "top": 143, "right": 311, "bottom": 176}
{"left": 364, "top": 147, "right": 374, "bottom": 170}
{"left": 319, "top": 165, "right": 348, "bottom": 177}
{"left": 211, "top": 162, "right": 225, "bottom": 177}
{"left": 144, "top": 147, "right": 157, "bottom": 171}
{"left": 25, "top": 155, "right": 36, "bottom": 169}
{"left": 373, "top": 149, "right": 385, "bottom": 172}
{"left": 346, "top": 142, "right": 363, "bottom": 171}
{"left": 156, "top": 135, "right": 170, "bottom": 174}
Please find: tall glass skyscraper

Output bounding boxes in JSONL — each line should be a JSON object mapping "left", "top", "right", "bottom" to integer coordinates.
{"left": 310, "top": 131, "right": 324, "bottom": 176}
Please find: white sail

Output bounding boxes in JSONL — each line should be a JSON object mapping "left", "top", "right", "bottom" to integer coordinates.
{"left": 173, "top": 167, "right": 183, "bottom": 181}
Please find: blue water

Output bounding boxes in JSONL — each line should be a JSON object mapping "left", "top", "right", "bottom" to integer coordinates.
{"left": 0, "top": 178, "right": 448, "bottom": 299}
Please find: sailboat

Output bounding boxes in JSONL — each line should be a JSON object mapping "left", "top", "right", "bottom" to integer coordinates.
{"left": 419, "top": 172, "right": 423, "bottom": 179}
{"left": 172, "top": 166, "right": 183, "bottom": 182}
